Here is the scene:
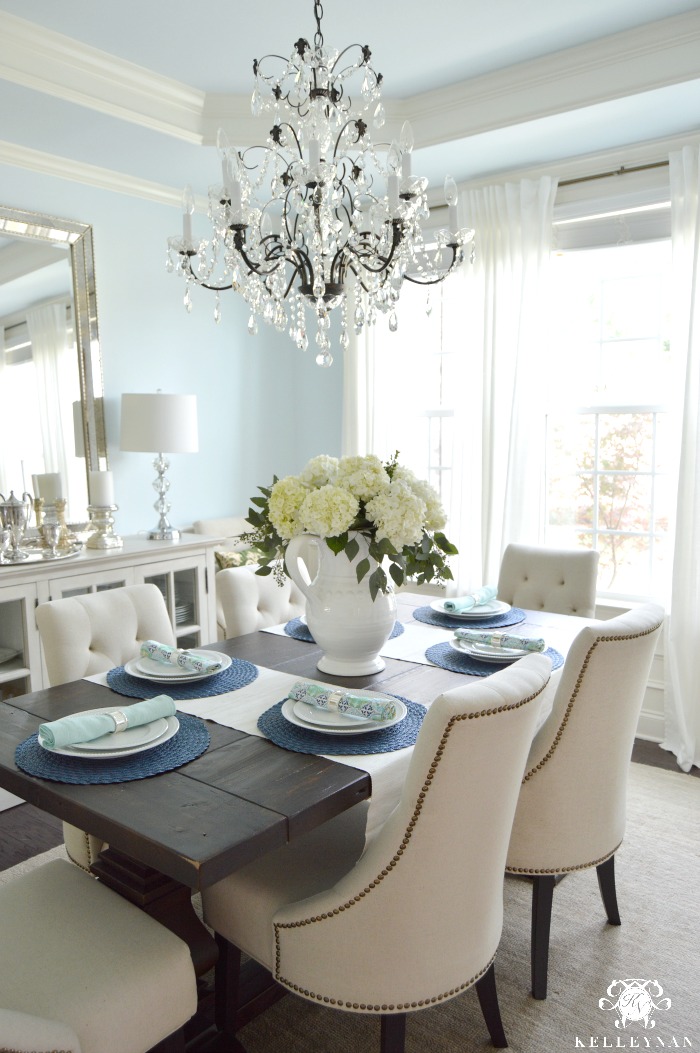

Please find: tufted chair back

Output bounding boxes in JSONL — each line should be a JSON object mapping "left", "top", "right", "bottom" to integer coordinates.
{"left": 217, "top": 565, "right": 306, "bottom": 638}
{"left": 35, "top": 583, "right": 175, "bottom": 685}
{"left": 506, "top": 602, "right": 664, "bottom": 997}
{"left": 35, "top": 584, "right": 175, "bottom": 875}
{"left": 497, "top": 542, "right": 599, "bottom": 616}
{"left": 203, "top": 654, "right": 551, "bottom": 1050}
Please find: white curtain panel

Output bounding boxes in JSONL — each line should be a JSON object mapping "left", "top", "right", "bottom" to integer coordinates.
{"left": 663, "top": 145, "right": 700, "bottom": 772}
{"left": 0, "top": 326, "right": 9, "bottom": 494}
{"left": 26, "top": 302, "right": 76, "bottom": 513}
{"left": 450, "top": 177, "right": 558, "bottom": 590}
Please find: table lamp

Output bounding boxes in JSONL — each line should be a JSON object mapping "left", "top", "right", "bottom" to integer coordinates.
{"left": 120, "top": 392, "right": 198, "bottom": 541}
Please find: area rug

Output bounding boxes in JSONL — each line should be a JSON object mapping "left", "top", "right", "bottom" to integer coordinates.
{"left": 3, "top": 763, "right": 698, "bottom": 1050}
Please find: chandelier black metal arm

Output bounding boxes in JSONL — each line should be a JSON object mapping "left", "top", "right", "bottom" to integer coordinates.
{"left": 167, "top": 0, "right": 473, "bottom": 366}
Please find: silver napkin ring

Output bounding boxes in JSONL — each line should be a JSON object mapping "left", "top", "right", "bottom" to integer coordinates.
{"left": 109, "top": 709, "right": 128, "bottom": 733}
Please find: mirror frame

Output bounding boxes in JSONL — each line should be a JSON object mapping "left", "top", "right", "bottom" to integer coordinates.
{"left": 0, "top": 203, "right": 107, "bottom": 475}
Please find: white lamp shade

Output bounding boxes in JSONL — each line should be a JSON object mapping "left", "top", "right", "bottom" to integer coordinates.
{"left": 120, "top": 393, "right": 198, "bottom": 454}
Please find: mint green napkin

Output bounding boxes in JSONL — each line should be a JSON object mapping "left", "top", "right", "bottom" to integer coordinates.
{"left": 38, "top": 695, "right": 176, "bottom": 750}
{"left": 288, "top": 682, "right": 397, "bottom": 722}
{"left": 140, "top": 640, "right": 222, "bottom": 674}
{"left": 454, "top": 628, "right": 545, "bottom": 652}
{"left": 443, "top": 586, "right": 498, "bottom": 613}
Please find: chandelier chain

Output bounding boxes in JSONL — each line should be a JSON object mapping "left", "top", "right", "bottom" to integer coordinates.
{"left": 313, "top": 1, "right": 324, "bottom": 48}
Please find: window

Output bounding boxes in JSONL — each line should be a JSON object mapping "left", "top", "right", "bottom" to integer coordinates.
{"left": 545, "top": 240, "right": 673, "bottom": 599}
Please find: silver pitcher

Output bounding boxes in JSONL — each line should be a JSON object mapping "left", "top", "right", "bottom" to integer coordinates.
{"left": 0, "top": 491, "right": 33, "bottom": 562}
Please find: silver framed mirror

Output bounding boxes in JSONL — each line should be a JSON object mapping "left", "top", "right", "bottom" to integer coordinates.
{"left": 0, "top": 205, "right": 107, "bottom": 486}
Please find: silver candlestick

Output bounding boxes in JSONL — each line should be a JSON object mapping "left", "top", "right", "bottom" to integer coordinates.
{"left": 86, "top": 505, "right": 123, "bottom": 549}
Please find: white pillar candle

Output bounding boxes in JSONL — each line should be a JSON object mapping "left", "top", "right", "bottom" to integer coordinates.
{"left": 308, "top": 138, "right": 320, "bottom": 171}
{"left": 89, "top": 470, "right": 115, "bottom": 507}
{"left": 387, "top": 173, "right": 400, "bottom": 213}
{"left": 36, "top": 473, "right": 62, "bottom": 504}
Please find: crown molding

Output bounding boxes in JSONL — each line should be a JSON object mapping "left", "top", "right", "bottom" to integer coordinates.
{"left": 1, "top": 10, "right": 699, "bottom": 154}
{"left": 0, "top": 139, "right": 179, "bottom": 206}
{"left": 404, "top": 10, "right": 700, "bottom": 149}
{"left": 0, "top": 12, "right": 205, "bottom": 142}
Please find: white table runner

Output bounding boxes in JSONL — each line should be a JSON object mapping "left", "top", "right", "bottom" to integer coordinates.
{"left": 86, "top": 667, "right": 416, "bottom": 839}
{"left": 262, "top": 619, "right": 454, "bottom": 665}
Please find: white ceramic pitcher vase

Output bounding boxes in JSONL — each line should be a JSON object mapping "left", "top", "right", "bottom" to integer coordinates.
{"left": 285, "top": 532, "right": 397, "bottom": 676}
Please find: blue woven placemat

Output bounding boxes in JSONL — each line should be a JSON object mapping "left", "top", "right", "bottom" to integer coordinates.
{"left": 425, "top": 641, "right": 564, "bottom": 676}
{"left": 413, "top": 605, "right": 527, "bottom": 630}
{"left": 284, "top": 618, "right": 405, "bottom": 643}
{"left": 258, "top": 695, "right": 425, "bottom": 756}
{"left": 14, "top": 714, "right": 210, "bottom": 785}
{"left": 106, "top": 658, "right": 258, "bottom": 700}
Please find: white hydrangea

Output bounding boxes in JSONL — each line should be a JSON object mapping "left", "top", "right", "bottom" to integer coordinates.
{"left": 298, "top": 485, "right": 359, "bottom": 538}
{"left": 267, "top": 475, "right": 308, "bottom": 540}
{"left": 392, "top": 465, "right": 447, "bottom": 531}
{"left": 335, "top": 454, "right": 391, "bottom": 502}
{"left": 299, "top": 455, "right": 339, "bottom": 488}
{"left": 365, "top": 481, "right": 426, "bottom": 550}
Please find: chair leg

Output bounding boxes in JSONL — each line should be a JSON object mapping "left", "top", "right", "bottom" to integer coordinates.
{"left": 531, "top": 875, "right": 556, "bottom": 1000}
{"left": 380, "top": 1012, "right": 407, "bottom": 1053}
{"left": 214, "top": 933, "right": 242, "bottom": 1037}
{"left": 475, "top": 962, "right": 508, "bottom": 1048}
{"left": 596, "top": 855, "right": 621, "bottom": 926}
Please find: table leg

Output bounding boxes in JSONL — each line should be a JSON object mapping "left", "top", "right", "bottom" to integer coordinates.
{"left": 91, "top": 847, "right": 218, "bottom": 977}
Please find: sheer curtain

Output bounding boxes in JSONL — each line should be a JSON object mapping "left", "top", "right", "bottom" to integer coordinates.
{"left": 341, "top": 177, "right": 558, "bottom": 591}
{"left": 26, "top": 301, "right": 76, "bottom": 512}
{"left": 663, "top": 145, "right": 700, "bottom": 772}
{"left": 449, "top": 177, "right": 558, "bottom": 589}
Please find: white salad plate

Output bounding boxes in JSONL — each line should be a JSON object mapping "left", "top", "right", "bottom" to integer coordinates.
{"left": 292, "top": 700, "right": 375, "bottom": 729}
{"left": 431, "top": 599, "right": 511, "bottom": 619}
{"left": 40, "top": 714, "right": 180, "bottom": 759}
{"left": 125, "top": 651, "right": 231, "bottom": 682}
{"left": 449, "top": 638, "right": 529, "bottom": 664}
{"left": 282, "top": 697, "right": 407, "bottom": 735}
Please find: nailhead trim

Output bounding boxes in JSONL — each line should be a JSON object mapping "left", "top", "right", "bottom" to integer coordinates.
{"left": 521, "top": 621, "right": 662, "bottom": 784}
{"left": 275, "top": 954, "right": 496, "bottom": 1012}
{"left": 506, "top": 843, "right": 620, "bottom": 876}
{"left": 1, "top": 1049, "right": 73, "bottom": 1053}
{"left": 273, "top": 680, "right": 549, "bottom": 1004}
{"left": 64, "top": 830, "right": 93, "bottom": 875}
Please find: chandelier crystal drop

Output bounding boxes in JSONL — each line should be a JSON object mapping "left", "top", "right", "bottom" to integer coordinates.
{"left": 167, "top": 1, "right": 474, "bottom": 366}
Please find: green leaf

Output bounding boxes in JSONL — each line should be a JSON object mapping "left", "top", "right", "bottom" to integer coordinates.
{"left": 326, "top": 533, "right": 348, "bottom": 555}
{"left": 369, "top": 566, "right": 387, "bottom": 601}
{"left": 434, "top": 531, "right": 459, "bottom": 556}
{"left": 389, "top": 563, "right": 404, "bottom": 587}
{"left": 344, "top": 536, "right": 360, "bottom": 562}
{"left": 255, "top": 565, "right": 273, "bottom": 576}
{"left": 250, "top": 496, "right": 267, "bottom": 508}
{"left": 356, "top": 557, "right": 371, "bottom": 583}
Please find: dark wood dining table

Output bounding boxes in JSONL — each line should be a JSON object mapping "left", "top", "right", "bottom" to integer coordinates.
{"left": 0, "top": 595, "right": 587, "bottom": 1045}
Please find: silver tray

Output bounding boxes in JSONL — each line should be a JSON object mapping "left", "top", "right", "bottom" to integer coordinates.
{"left": 0, "top": 544, "right": 83, "bottom": 565}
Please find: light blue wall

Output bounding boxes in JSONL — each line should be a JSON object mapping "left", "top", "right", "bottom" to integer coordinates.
{"left": 0, "top": 164, "right": 344, "bottom": 535}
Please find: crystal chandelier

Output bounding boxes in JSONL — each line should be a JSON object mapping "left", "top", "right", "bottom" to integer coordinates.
{"left": 167, "top": 1, "right": 473, "bottom": 367}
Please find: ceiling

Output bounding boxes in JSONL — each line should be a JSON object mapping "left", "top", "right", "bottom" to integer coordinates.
{"left": 0, "top": 0, "right": 699, "bottom": 207}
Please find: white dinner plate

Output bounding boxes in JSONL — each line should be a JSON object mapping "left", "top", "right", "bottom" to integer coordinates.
{"left": 125, "top": 651, "right": 231, "bottom": 682}
{"left": 431, "top": 598, "right": 511, "bottom": 619}
{"left": 449, "top": 638, "right": 527, "bottom": 664}
{"left": 40, "top": 715, "right": 180, "bottom": 759}
{"left": 282, "top": 697, "right": 407, "bottom": 735}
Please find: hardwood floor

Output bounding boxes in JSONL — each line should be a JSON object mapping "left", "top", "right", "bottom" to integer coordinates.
{"left": 0, "top": 739, "right": 694, "bottom": 874}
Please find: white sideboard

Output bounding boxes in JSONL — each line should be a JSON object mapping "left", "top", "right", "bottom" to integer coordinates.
{"left": 0, "top": 533, "right": 222, "bottom": 701}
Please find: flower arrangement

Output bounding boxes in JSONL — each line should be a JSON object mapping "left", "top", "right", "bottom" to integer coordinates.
{"left": 244, "top": 452, "right": 458, "bottom": 599}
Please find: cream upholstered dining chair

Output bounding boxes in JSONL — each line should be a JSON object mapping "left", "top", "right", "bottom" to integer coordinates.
{"left": 0, "top": 857, "right": 196, "bottom": 1053}
{"left": 34, "top": 583, "right": 176, "bottom": 872}
{"left": 497, "top": 543, "right": 599, "bottom": 617}
{"left": 216, "top": 564, "right": 305, "bottom": 638}
{"left": 505, "top": 603, "right": 664, "bottom": 999}
{"left": 203, "top": 654, "right": 552, "bottom": 1052}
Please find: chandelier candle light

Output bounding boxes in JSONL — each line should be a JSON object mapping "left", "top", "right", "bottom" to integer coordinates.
{"left": 167, "top": 1, "right": 473, "bottom": 366}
